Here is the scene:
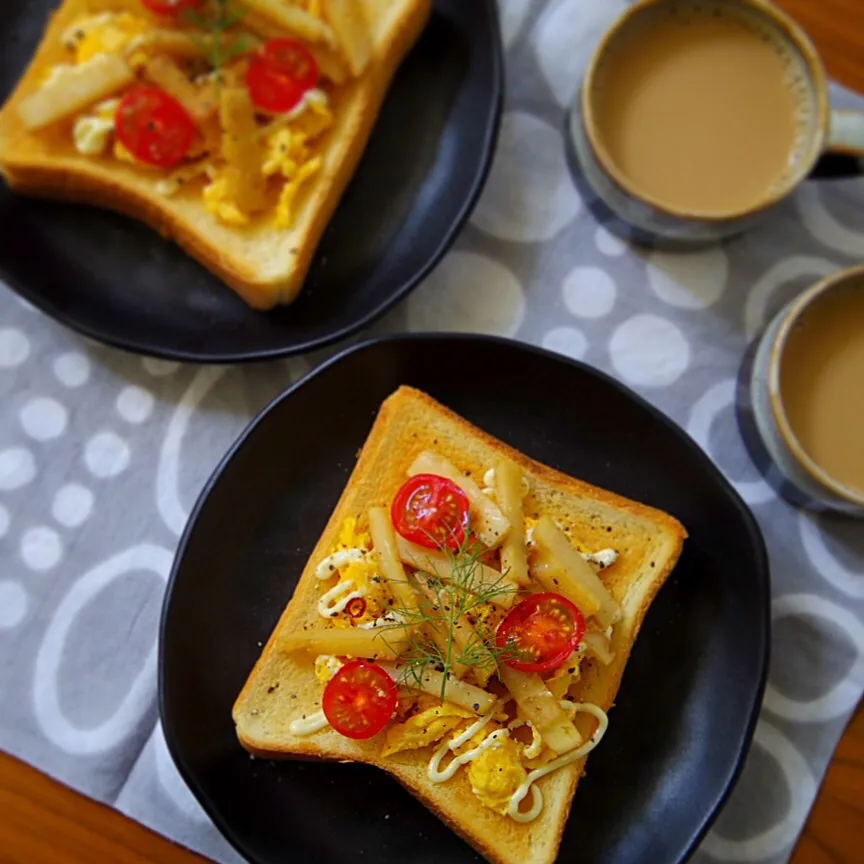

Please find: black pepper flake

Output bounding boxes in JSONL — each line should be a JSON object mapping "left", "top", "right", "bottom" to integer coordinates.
{"left": 568, "top": 667, "right": 575, "bottom": 674}
{"left": 472, "top": 703, "right": 479, "bottom": 711}
{"left": 267, "top": 683, "right": 280, "bottom": 693}
{"left": 650, "top": 561, "right": 655, "bottom": 568}
{"left": 606, "top": 526, "right": 613, "bottom": 533}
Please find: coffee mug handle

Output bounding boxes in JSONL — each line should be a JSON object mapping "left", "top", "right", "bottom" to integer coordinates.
{"left": 810, "top": 110, "right": 864, "bottom": 179}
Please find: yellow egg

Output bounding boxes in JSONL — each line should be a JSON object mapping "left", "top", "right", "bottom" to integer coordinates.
{"left": 337, "top": 517, "right": 371, "bottom": 552}
{"left": 203, "top": 176, "right": 250, "bottom": 226}
{"left": 467, "top": 736, "right": 527, "bottom": 816}
{"left": 381, "top": 704, "right": 474, "bottom": 757}
{"left": 66, "top": 13, "right": 149, "bottom": 65}
{"left": 314, "top": 655, "right": 342, "bottom": 684}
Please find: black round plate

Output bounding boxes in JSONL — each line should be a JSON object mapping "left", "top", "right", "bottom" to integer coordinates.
{"left": 160, "top": 335, "right": 770, "bottom": 864}
{"left": 0, "top": 2, "right": 502, "bottom": 362}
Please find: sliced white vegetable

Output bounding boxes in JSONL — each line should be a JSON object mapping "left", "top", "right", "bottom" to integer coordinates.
{"left": 494, "top": 459, "right": 531, "bottom": 586}
{"left": 18, "top": 54, "right": 134, "bottom": 131}
{"left": 498, "top": 665, "right": 582, "bottom": 755}
{"left": 532, "top": 516, "right": 620, "bottom": 628}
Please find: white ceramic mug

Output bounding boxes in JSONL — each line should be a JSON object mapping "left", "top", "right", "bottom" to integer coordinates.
{"left": 750, "top": 265, "right": 864, "bottom": 517}
{"left": 568, "top": 0, "right": 864, "bottom": 245}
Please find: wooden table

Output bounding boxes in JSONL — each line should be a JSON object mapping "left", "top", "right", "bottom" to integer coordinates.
{"left": 2, "top": 1, "right": 864, "bottom": 862}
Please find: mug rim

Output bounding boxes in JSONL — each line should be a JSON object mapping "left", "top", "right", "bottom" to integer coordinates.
{"left": 580, "top": 0, "right": 830, "bottom": 223}
{"left": 768, "top": 264, "right": 864, "bottom": 508}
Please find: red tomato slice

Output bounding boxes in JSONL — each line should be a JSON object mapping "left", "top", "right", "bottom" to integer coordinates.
{"left": 141, "top": 0, "right": 202, "bottom": 14}
{"left": 496, "top": 592, "right": 586, "bottom": 674}
{"left": 322, "top": 660, "right": 397, "bottom": 740}
{"left": 115, "top": 87, "right": 197, "bottom": 168}
{"left": 247, "top": 38, "right": 320, "bottom": 113}
{"left": 391, "top": 474, "right": 470, "bottom": 550}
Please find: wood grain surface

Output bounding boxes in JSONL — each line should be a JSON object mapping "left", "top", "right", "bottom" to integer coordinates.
{"left": 1, "top": 2, "right": 863, "bottom": 863}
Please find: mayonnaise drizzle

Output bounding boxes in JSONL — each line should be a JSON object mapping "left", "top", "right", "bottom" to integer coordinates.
{"left": 316, "top": 548, "right": 366, "bottom": 580}
{"left": 317, "top": 580, "right": 365, "bottom": 618}
{"left": 428, "top": 728, "right": 509, "bottom": 783}
{"left": 507, "top": 703, "right": 609, "bottom": 822}
{"left": 289, "top": 710, "right": 329, "bottom": 736}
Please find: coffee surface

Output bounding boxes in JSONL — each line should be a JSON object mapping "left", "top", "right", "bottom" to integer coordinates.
{"left": 592, "top": 2, "right": 810, "bottom": 215}
{"left": 781, "top": 281, "right": 864, "bottom": 495}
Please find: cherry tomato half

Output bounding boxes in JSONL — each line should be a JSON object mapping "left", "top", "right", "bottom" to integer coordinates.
{"left": 115, "top": 87, "right": 197, "bottom": 168}
{"left": 496, "top": 592, "right": 586, "bottom": 674}
{"left": 247, "top": 38, "right": 320, "bottom": 113}
{"left": 141, "top": 0, "right": 202, "bottom": 15}
{"left": 322, "top": 660, "right": 397, "bottom": 740}
{"left": 391, "top": 474, "right": 470, "bottom": 551}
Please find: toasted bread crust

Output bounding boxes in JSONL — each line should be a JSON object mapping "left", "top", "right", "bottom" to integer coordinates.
{"left": 232, "top": 386, "right": 687, "bottom": 864}
{"left": 0, "top": 0, "right": 432, "bottom": 309}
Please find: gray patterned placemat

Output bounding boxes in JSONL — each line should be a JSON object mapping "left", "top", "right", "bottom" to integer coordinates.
{"left": 1, "top": 2, "right": 863, "bottom": 862}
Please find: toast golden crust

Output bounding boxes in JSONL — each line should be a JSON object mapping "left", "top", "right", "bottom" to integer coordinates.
{"left": 232, "top": 386, "right": 687, "bottom": 864}
{"left": 0, "top": 0, "right": 432, "bottom": 309}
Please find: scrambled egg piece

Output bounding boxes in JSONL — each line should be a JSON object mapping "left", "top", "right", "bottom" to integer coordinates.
{"left": 319, "top": 518, "right": 388, "bottom": 624}
{"left": 262, "top": 128, "right": 327, "bottom": 230}
{"left": 203, "top": 174, "right": 250, "bottom": 226}
{"left": 73, "top": 98, "right": 120, "bottom": 156}
{"left": 314, "top": 654, "right": 343, "bottom": 684}
{"left": 467, "top": 735, "right": 527, "bottom": 816}
{"left": 63, "top": 13, "right": 149, "bottom": 65}
{"left": 382, "top": 704, "right": 474, "bottom": 757}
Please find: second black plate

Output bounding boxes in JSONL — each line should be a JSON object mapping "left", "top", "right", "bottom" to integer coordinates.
{"left": 0, "top": 1, "right": 502, "bottom": 362}
{"left": 160, "top": 335, "right": 770, "bottom": 864}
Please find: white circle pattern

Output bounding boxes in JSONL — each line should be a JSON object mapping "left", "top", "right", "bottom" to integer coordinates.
{"left": 0, "top": 448, "right": 36, "bottom": 491}
{"left": 33, "top": 545, "right": 173, "bottom": 755}
{"left": 542, "top": 326, "right": 588, "bottom": 360}
{"left": 0, "top": 581, "right": 28, "bottom": 629}
{"left": 702, "top": 720, "right": 816, "bottom": 861}
{"left": 53, "top": 352, "right": 91, "bottom": 388}
{"left": 498, "top": 0, "right": 534, "bottom": 48}
{"left": 85, "top": 432, "right": 131, "bottom": 479}
{"left": 20, "top": 398, "right": 68, "bottom": 442}
{"left": 687, "top": 380, "right": 775, "bottom": 506}
{"left": 562, "top": 266, "right": 617, "bottom": 318}
{"left": 647, "top": 248, "right": 729, "bottom": 309}
{"left": 799, "top": 512, "right": 864, "bottom": 599}
{"left": 609, "top": 315, "right": 690, "bottom": 387}
{"left": 21, "top": 527, "right": 63, "bottom": 572}
{"left": 52, "top": 484, "right": 95, "bottom": 529}
{"left": 594, "top": 226, "right": 626, "bottom": 257}
{"left": 0, "top": 504, "right": 9, "bottom": 539}
{"left": 471, "top": 112, "right": 581, "bottom": 243}
{"left": 0, "top": 329, "right": 30, "bottom": 369}
{"left": 116, "top": 386, "right": 155, "bottom": 425}
{"left": 407, "top": 252, "right": 525, "bottom": 336}
{"left": 764, "top": 594, "right": 864, "bottom": 723}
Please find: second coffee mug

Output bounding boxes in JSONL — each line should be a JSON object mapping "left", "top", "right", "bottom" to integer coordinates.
{"left": 569, "top": 0, "right": 864, "bottom": 244}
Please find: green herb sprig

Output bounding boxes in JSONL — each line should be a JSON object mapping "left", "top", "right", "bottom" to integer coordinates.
{"left": 383, "top": 527, "right": 518, "bottom": 703}
{"left": 182, "top": 0, "right": 254, "bottom": 85}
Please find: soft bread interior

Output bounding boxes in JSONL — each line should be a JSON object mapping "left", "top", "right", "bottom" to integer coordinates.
{"left": 0, "top": 0, "right": 432, "bottom": 308}
{"left": 233, "top": 386, "right": 687, "bottom": 864}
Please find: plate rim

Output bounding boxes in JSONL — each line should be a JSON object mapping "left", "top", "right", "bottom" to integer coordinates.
{"left": 0, "top": 0, "right": 504, "bottom": 364}
{"left": 159, "top": 332, "right": 771, "bottom": 864}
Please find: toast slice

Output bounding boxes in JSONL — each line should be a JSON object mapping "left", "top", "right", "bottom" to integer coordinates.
{"left": 233, "top": 386, "right": 687, "bottom": 864}
{"left": 0, "top": 0, "right": 431, "bottom": 309}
